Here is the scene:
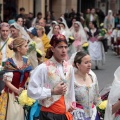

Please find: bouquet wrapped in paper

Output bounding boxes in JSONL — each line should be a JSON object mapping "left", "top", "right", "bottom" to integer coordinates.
{"left": 27, "top": 41, "right": 43, "bottom": 68}
{"left": 18, "top": 90, "right": 36, "bottom": 120}
{"left": 68, "top": 36, "right": 75, "bottom": 47}
{"left": 18, "top": 90, "right": 36, "bottom": 107}
{"left": 99, "top": 28, "right": 107, "bottom": 37}
{"left": 27, "top": 41, "right": 36, "bottom": 54}
{"left": 82, "top": 42, "right": 89, "bottom": 53}
{"left": 97, "top": 100, "right": 108, "bottom": 119}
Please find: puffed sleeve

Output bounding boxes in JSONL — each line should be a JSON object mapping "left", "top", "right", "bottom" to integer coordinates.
{"left": 27, "top": 63, "right": 51, "bottom": 100}
{"left": 3, "top": 72, "right": 13, "bottom": 82}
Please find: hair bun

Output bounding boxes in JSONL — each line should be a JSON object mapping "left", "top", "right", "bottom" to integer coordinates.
{"left": 8, "top": 41, "right": 14, "bottom": 50}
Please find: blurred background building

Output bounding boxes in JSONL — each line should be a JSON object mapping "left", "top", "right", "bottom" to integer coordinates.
{"left": 0, "top": 0, "right": 120, "bottom": 21}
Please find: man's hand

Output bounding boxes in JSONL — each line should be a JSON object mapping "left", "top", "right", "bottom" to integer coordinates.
{"left": 52, "top": 82, "right": 67, "bottom": 95}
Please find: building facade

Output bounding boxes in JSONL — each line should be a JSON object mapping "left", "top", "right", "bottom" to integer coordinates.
{"left": 0, "top": 0, "right": 120, "bottom": 21}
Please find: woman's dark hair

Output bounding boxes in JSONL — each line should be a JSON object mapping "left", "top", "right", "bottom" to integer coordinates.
{"left": 74, "top": 51, "right": 88, "bottom": 68}
{"left": 59, "top": 22, "right": 66, "bottom": 28}
{"left": 37, "top": 12, "right": 42, "bottom": 16}
{"left": 15, "top": 16, "right": 24, "bottom": 22}
{"left": 57, "top": 18, "right": 63, "bottom": 23}
{"left": 10, "top": 25, "right": 16, "bottom": 29}
{"left": 90, "top": 21, "right": 98, "bottom": 29}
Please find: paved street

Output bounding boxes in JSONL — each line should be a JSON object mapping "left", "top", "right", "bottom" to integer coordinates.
{"left": 93, "top": 50, "right": 120, "bottom": 91}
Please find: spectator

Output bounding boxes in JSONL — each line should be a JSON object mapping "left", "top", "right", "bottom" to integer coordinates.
{"left": 17, "top": 7, "right": 25, "bottom": 18}
{"left": 85, "top": 8, "right": 99, "bottom": 28}
{"left": 32, "top": 12, "right": 42, "bottom": 27}
{"left": 38, "top": 18, "right": 50, "bottom": 34}
{"left": 96, "top": 8, "right": 105, "bottom": 24}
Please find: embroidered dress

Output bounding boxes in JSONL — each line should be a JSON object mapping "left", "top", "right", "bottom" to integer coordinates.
{"left": 0, "top": 57, "right": 32, "bottom": 120}
{"left": 28, "top": 57, "right": 75, "bottom": 120}
{"left": 73, "top": 70, "right": 101, "bottom": 120}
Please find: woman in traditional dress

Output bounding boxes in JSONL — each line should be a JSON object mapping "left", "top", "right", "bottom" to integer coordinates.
{"left": 87, "top": 21, "right": 105, "bottom": 70}
{"left": 59, "top": 22, "right": 72, "bottom": 40}
{"left": 71, "top": 21, "right": 87, "bottom": 53}
{"left": 70, "top": 17, "right": 77, "bottom": 31}
{"left": 10, "top": 22, "right": 32, "bottom": 41}
{"left": 0, "top": 38, "right": 32, "bottom": 120}
{"left": 72, "top": 51, "right": 101, "bottom": 120}
{"left": 47, "top": 21, "right": 58, "bottom": 40}
{"left": 104, "top": 66, "right": 120, "bottom": 120}
{"left": 47, "top": 24, "right": 61, "bottom": 40}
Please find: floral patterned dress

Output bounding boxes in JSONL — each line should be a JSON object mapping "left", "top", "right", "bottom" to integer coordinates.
{"left": 73, "top": 70, "right": 101, "bottom": 120}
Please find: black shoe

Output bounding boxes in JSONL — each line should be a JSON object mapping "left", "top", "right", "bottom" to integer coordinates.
{"left": 95, "top": 66, "right": 98, "bottom": 70}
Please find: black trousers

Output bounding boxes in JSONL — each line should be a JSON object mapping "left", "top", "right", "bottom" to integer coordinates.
{"left": 101, "top": 38, "right": 108, "bottom": 52}
{"left": 39, "top": 111, "right": 67, "bottom": 120}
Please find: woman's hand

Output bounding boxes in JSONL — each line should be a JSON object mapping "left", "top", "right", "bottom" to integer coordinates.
{"left": 17, "top": 87, "right": 24, "bottom": 95}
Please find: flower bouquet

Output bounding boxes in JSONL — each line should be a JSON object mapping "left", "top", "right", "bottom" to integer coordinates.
{"left": 36, "top": 49, "right": 42, "bottom": 58}
{"left": 18, "top": 90, "right": 36, "bottom": 120}
{"left": 97, "top": 100, "right": 108, "bottom": 119}
{"left": 82, "top": 42, "right": 89, "bottom": 53}
{"left": 27, "top": 41, "right": 36, "bottom": 54}
{"left": 99, "top": 28, "right": 107, "bottom": 37}
{"left": 98, "top": 28, "right": 107, "bottom": 41}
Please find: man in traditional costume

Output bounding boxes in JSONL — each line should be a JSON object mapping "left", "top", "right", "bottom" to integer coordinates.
{"left": 28, "top": 34, "right": 75, "bottom": 120}
{"left": 0, "top": 22, "right": 13, "bottom": 93}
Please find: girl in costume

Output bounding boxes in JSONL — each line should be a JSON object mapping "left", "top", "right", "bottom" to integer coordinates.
{"left": 72, "top": 51, "right": 101, "bottom": 120}
{"left": 87, "top": 21, "right": 105, "bottom": 70}
{"left": 0, "top": 38, "right": 32, "bottom": 120}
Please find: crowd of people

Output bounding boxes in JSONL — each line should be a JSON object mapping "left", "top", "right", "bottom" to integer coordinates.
{"left": 0, "top": 7, "right": 120, "bottom": 120}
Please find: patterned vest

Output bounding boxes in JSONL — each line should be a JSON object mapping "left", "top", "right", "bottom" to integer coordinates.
{"left": 39, "top": 58, "right": 73, "bottom": 111}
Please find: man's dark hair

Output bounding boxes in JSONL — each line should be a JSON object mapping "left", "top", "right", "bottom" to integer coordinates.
{"left": 20, "top": 7, "right": 25, "bottom": 12}
{"left": 37, "top": 12, "right": 42, "bottom": 16}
